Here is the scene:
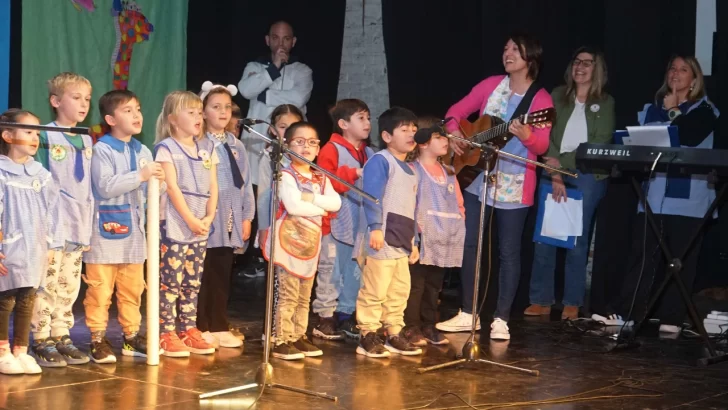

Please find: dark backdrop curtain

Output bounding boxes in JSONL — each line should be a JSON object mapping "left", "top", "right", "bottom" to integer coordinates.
{"left": 186, "top": 0, "right": 346, "bottom": 142}
{"left": 383, "top": 0, "right": 725, "bottom": 318}
{"left": 8, "top": 0, "right": 21, "bottom": 108}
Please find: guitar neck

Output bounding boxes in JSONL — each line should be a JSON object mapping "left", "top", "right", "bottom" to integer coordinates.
{"left": 471, "top": 115, "right": 522, "bottom": 144}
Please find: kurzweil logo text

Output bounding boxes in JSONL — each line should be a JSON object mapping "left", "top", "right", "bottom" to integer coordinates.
{"left": 586, "top": 148, "right": 630, "bottom": 156}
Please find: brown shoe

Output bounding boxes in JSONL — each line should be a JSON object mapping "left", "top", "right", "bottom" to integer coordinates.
{"left": 524, "top": 304, "right": 551, "bottom": 316}
{"left": 561, "top": 306, "right": 579, "bottom": 320}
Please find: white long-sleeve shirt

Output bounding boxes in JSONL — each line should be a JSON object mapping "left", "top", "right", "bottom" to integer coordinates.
{"left": 238, "top": 58, "right": 313, "bottom": 185}
{"left": 278, "top": 171, "right": 341, "bottom": 217}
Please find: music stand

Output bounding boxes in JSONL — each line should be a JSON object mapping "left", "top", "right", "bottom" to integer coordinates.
{"left": 418, "top": 133, "right": 574, "bottom": 376}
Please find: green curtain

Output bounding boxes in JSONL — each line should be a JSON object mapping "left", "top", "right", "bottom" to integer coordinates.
{"left": 21, "top": 0, "right": 187, "bottom": 147}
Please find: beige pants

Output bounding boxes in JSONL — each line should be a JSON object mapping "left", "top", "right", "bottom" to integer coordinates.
{"left": 356, "top": 256, "right": 411, "bottom": 335}
{"left": 275, "top": 268, "right": 314, "bottom": 344}
{"left": 83, "top": 264, "right": 145, "bottom": 335}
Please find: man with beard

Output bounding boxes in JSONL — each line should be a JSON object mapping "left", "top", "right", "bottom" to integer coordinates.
{"left": 238, "top": 21, "right": 314, "bottom": 188}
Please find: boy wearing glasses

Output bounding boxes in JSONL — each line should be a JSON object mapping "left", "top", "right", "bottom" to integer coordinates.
{"left": 263, "top": 121, "right": 342, "bottom": 360}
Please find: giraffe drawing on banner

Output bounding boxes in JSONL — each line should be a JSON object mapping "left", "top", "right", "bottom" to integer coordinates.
{"left": 85, "top": 0, "right": 154, "bottom": 139}
{"left": 111, "top": 0, "right": 154, "bottom": 90}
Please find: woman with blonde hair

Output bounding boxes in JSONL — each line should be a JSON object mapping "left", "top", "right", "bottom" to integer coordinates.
{"left": 594, "top": 55, "right": 719, "bottom": 334}
{"left": 525, "top": 46, "right": 615, "bottom": 320}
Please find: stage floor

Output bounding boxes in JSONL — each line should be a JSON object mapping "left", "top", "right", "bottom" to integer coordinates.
{"left": 2, "top": 277, "right": 727, "bottom": 410}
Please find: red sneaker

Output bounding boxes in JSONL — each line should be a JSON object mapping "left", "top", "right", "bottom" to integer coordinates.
{"left": 179, "top": 328, "right": 216, "bottom": 355}
{"left": 160, "top": 332, "right": 190, "bottom": 358}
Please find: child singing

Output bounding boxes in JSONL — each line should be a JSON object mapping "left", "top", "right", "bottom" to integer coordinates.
{"left": 196, "top": 82, "right": 254, "bottom": 349}
{"left": 263, "top": 121, "right": 341, "bottom": 360}
{"left": 154, "top": 91, "right": 219, "bottom": 357}
{"left": 31, "top": 72, "right": 94, "bottom": 367}
{"left": 83, "top": 90, "right": 164, "bottom": 363}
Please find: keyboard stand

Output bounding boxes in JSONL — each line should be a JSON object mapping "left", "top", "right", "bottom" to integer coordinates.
{"left": 624, "top": 176, "right": 728, "bottom": 366}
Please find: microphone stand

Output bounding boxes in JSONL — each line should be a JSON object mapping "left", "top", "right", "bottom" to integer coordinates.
{"left": 200, "top": 120, "right": 377, "bottom": 403}
{"left": 418, "top": 134, "right": 575, "bottom": 377}
{"left": 0, "top": 121, "right": 90, "bottom": 135}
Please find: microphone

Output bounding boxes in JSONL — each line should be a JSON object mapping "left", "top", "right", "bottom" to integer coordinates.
{"left": 0, "top": 121, "right": 89, "bottom": 134}
{"left": 239, "top": 118, "right": 267, "bottom": 126}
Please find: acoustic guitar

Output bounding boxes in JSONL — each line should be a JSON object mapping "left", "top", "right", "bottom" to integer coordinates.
{"left": 443, "top": 108, "right": 555, "bottom": 187}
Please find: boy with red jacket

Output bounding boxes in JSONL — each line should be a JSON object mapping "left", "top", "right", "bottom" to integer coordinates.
{"left": 312, "top": 99, "right": 374, "bottom": 340}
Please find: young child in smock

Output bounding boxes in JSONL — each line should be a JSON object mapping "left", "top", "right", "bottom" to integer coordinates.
{"left": 31, "top": 72, "right": 94, "bottom": 367}
{"left": 83, "top": 90, "right": 164, "bottom": 364}
{"left": 196, "top": 82, "right": 254, "bottom": 349}
{"left": 403, "top": 117, "right": 465, "bottom": 347}
{"left": 154, "top": 91, "right": 219, "bottom": 358}
{"left": 0, "top": 109, "right": 58, "bottom": 375}
{"left": 355, "top": 107, "right": 421, "bottom": 359}
{"left": 263, "top": 121, "right": 341, "bottom": 360}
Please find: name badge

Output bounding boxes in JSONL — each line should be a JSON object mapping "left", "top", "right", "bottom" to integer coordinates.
{"left": 51, "top": 145, "right": 67, "bottom": 161}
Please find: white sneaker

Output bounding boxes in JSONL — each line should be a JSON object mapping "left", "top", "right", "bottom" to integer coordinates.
{"left": 201, "top": 331, "right": 220, "bottom": 349}
{"left": 211, "top": 331, "right": 243, "bottom": 348}
{"left": 435, "top": 310, "right": 480, "bottom": 332}
{"left": 490, "top": 318, "right": 510, "bottom": 340}
{"left": 15, "top": 353, "right": 42, "bottom": 374}
{"left": 659, "top": 324, "right": 681, "bottom": 334}
{"left": 0, "top": 352, "right": 24, "bottom": 375}
{"left": 591, "top": 313, "right": 634, "bottom": 326}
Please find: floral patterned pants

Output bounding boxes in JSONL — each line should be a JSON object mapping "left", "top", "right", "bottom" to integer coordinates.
{"left": 159, "top": 235, "right": 207, "bottom": 334}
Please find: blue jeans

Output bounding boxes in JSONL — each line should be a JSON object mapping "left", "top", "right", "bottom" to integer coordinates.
{"left": 529, "top": 172, "right": 607, "bottom": 307}
{"left": 312, "top": 236, "right": 361, "bottom": 317}
{"left": 460, "top": 192, "right": 529, "bottom": 321}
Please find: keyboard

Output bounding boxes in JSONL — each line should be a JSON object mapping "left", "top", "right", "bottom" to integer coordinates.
{"left": 575, "top": 144, "right": 728, "bottom": 177}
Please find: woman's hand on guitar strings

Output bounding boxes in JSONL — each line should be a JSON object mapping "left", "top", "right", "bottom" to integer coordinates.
{"left": 509, "top": 119, "right": 531, "bottom": 141}
{"left": 448, "top": 129, "right": 467, "bottom": 155}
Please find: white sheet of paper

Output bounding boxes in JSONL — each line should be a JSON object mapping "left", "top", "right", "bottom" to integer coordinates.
{"left": 625, "top": 125, "right": 672, "bottom": 147}
{"left": 541, "top": 194, "right": 583, "bottom": 239}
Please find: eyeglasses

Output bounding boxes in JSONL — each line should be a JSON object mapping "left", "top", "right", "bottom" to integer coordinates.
{"left": 572, "top": 58, "right": 595, "bottom": 68}
{"left": 288, "top": 138, "right": 320, "bottom": 147}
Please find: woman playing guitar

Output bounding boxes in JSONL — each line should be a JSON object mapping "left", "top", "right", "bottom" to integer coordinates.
{"left": 435, "top": 33, "right": 553, "bottom": 341}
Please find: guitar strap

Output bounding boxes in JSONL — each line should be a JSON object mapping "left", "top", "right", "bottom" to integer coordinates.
{"left": 510, "top": 81, "right": 541, "bottom": 122}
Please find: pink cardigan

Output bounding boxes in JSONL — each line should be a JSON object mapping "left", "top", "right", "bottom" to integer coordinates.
{"left": 445, "top": 74, "right": 552, "bottom": 206}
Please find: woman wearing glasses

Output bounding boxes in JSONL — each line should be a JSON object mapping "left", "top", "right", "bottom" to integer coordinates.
{"left": 524, "top": 47, "right": 615, "bottom": 320}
